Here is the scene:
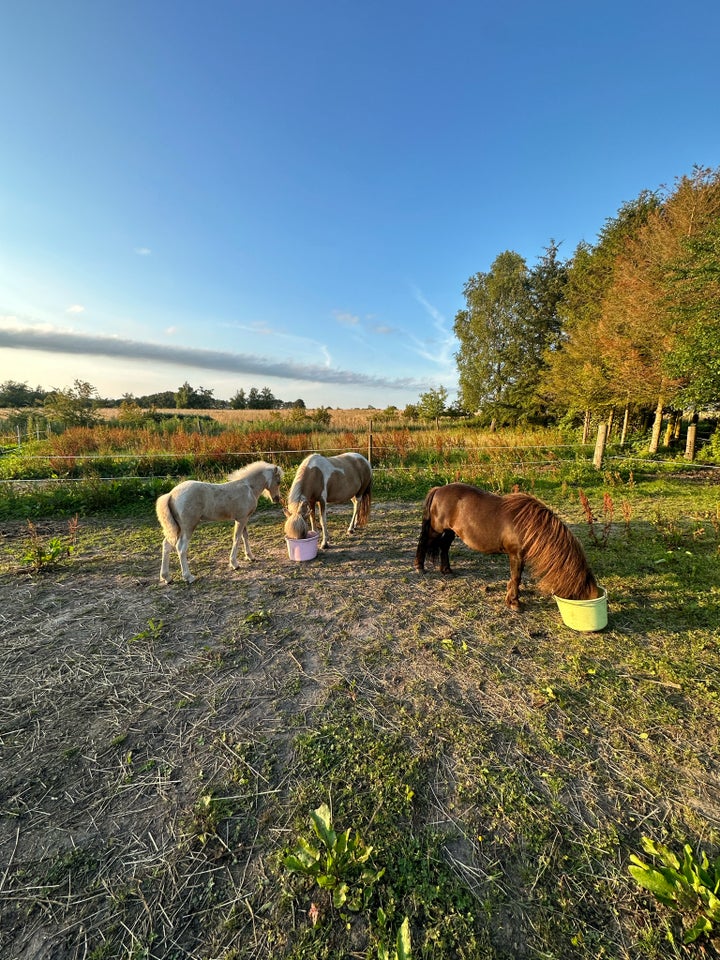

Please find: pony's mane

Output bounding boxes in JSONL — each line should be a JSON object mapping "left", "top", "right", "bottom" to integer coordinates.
{"left": 287, "top": 457, "right": 312, "bottom": 508}
{"left": 227, "top": 460, "right": 277, "bottom": 482}
{"left": 502, "top": 493, "right": 597, "bottom": 598}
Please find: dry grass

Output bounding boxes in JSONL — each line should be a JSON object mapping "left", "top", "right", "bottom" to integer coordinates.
{"left": 96, "top": 407, "right": 382, "bottom": 429}
{"left": 1, "top": 487, "right": 720, "bottom": 958}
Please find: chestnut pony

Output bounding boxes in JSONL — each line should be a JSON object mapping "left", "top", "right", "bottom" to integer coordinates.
{"left": 283, "top": 452, "right": 372, "bottom": 549}
{"left": 156, "top": 460, "right": 283, "bottom": 583}
{"left": 414, "top": 482, "right": 598, "bottom": 610}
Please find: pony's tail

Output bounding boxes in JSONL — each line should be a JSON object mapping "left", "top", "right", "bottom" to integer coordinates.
{"left": 505, "top": 494, "right": 598, "bottom": 599}
{"left": 358, "top": 476, "right": 372, "bottom": 526}
{"left": 415, "top": 487, "right": 440, "bottom": 566}
{"left": 156, "top": 493, "right": 181, "bottom": 547}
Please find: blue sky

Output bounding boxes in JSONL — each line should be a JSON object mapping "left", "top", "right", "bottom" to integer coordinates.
{"left": 1, "top": 1, "right": 719, "bottom": 408}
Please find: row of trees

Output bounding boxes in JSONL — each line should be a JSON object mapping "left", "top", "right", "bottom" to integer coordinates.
{"left": 0, "top": 380, "right": 305, "bottom": 414}
{"left": 454, "top": 165, "right": 720, "bottom": 447}
{"left": 120, "top": 382, "right": 303, "bottom": 410}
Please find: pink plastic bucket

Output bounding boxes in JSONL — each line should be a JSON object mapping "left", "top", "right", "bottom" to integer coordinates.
{"left": 285, "top": 530, "right": 320, "bottom": 561}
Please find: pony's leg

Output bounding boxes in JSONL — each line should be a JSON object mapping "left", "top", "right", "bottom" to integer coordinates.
{"left": 176, "top": 533, "right": 195, "bottom": 583}
{"left": 505, "top": 551, "right": 524, "bottom": 610}
{"left": 414, "top": 532, "right": 427, "bottom": 571}
{"left": 318, "top": 503, "right": 330, "bottom": 548}
{"left": 160, "top": 539, "right": 173, "bottom": 583}
{"left": 347, "top": 496, "right": 360, "bottom": 534}
{"left": 438, "top": 531, "right": 455, "bottom": 574}
{"left": 230, "top": 521, "right": 254, "bottom": 567}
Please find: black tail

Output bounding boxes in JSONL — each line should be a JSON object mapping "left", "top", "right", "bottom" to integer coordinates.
{"left": 414, "top": 487, "right": 439, "bottom": 570}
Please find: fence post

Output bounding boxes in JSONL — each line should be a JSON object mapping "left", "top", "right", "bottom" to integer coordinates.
{"left": 685, "top": 414, "right": 698, "bottom": 461}
{"left": 593, "top": 422, "right": 607, "bottom": 470}
{"left": 368, "top": 420, "right": 373, "bottom": 467}
{"left": 17, "top": 426, "right": 21, "bottom": 447}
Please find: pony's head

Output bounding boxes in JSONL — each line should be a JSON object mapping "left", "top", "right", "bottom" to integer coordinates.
{"left": 284, "top": 511, "right": 308, "bottom": 540}
{"left": 264, "top": 464, "right": 283, "bottom": 503}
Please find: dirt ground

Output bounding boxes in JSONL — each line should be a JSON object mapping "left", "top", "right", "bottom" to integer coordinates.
{"left": 0, "top": 501, "right": 542, "bottom": 959}
{"left": 6, "top": 495, "right": 716, "bottom": 959}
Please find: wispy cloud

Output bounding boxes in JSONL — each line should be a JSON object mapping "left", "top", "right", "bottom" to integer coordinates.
{"left": 223, "top": 321, "right": 333, "bottom": 368}
{"left": 134, "top": 247, "right": 152, "bottom": 256}
{"left": 0, "top": 323, "right": 426, "bottom": 390}
{"left": 333, "top": 311, "right": 360, "bottom": 327}
{"left": 65, "top": 304, "right": 85, "bottom": 314}
{"left": 409, "top": 288, "right": 458, "bottom": 368}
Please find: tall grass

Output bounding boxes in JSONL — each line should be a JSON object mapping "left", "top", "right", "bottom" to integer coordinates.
{"left": 0, "top": 417, "right": 715, "bottom": 520}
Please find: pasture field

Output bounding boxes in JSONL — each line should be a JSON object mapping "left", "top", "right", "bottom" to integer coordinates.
{"left": 1, "top": 470, "right": 720, "bottom": 959}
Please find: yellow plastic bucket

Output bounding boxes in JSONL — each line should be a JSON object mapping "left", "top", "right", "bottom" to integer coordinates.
{"left": 554, "top": 587, "right": 608, "bottom": 632}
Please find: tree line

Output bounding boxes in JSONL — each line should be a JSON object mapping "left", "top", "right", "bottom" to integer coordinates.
{"left": 0, "top": 380, "right": 305, "bottom": 414}
{"left": 453, "top": 165, "right": 720, "bottom": 448}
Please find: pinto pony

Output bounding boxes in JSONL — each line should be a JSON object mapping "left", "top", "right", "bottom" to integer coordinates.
{"left": 283, "top": 452, "right": 372, "bottom": 549}
{"left": 156, "top": 461, "right": 283, "bottom": 583}
{"left": 414, "top": 482, "right": 598, "bottom": 610}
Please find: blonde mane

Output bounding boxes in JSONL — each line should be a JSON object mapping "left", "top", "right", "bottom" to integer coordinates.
{"left": 227, "top": 460, "right": 276, "bottom": 482}
{"left": 287, "top": 459, "right": 311, "bottom": 508}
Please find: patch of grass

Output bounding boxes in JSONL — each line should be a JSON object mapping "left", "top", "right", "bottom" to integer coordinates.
{"left": 274, "top": 692, "right": 492, "bottom": 957}
{"left": 1, "top": 469, "right": 719, "bottom": 959}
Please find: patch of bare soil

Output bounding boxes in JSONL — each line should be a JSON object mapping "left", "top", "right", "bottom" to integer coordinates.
{"left": 0, "top": 503, "right": 523, "bottom": 959}
{"left": 3, "top": 500, "right": 696, "bottom": 959}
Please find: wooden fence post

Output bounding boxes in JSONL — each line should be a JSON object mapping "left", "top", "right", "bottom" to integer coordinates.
{"left": 367, "top": 420, "right": 373, "bottom": 467}
{"left": 593, "top": 422, "right": 608, "bottom": 470}
{"left": 685, "top": 414, "right": 698, "bottom": 461}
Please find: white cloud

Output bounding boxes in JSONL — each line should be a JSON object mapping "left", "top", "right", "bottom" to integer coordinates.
{"left": 334, "top": 311, "right": 360, "bottom": 327}
{"left": 0, "top": 324, "right": 425, "bottom": 391}
{"left": 134, "top": 247, "right": 152, "bottom": 256}
{"left": 410, "top": 287, "right": 458, "bottom": 368}
{"left": 65, "top": 304, "right": 85, "bottom": 314}
{"left": 224, "top": 320, "right": 333, "bottom": 368}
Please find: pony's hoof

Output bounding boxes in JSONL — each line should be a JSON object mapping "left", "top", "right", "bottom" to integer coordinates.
{"left": 160, "top": 576, "right": 171, "bottom": 585}
{"left": 183, "top": 575, "right": 196, "bottom": 584}
{"left": 414, "top": 564, "right": 425, "bottom": 574}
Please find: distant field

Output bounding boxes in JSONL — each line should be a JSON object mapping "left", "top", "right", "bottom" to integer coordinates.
{"left": 97, "top": 407, "right": 383, "bottom": 429}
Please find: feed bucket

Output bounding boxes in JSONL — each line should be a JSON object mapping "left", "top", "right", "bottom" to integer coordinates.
{"left": 285, "top": 530, "right": 319, "bottom": 561}
{"left": 554, "top": 587, "right": 608, "bottom": 631}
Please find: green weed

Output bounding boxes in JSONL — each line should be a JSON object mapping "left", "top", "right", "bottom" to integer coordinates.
{"left": 284, "top": 803, "right": 386, "bottom": 912}
{"left": 629, "top": 836, "right": 720, "bottom": 944}
{"left": 22, "top": 515, "right": 79, "bottom": 571}
{"left": 129, "top": 618, "right": 164, "bottom": 643}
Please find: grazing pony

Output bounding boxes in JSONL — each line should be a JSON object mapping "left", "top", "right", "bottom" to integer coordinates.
{"left": 414, "top": 482, "right": 598, "bottom": 610}
{"left": 283, "top": 452, "right": 372, "bottom": 549}
{"left": 156, "top": 461, "right": 283, "bottom": 583}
